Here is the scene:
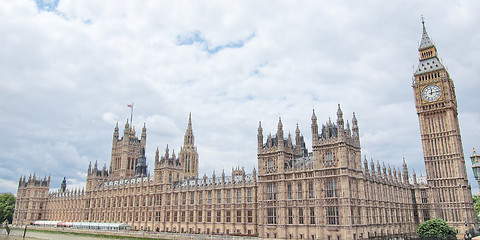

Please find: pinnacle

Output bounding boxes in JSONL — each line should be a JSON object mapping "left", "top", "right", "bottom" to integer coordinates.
{"left": 419, "top": 17, "right": 434, "bottom": 50}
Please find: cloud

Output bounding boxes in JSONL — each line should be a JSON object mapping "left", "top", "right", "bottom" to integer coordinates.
{"left": 1, "top": 0, "right": 480, "bottom": 195}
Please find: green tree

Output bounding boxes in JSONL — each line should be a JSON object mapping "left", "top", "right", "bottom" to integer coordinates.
{"left": 417, "top": 218, "right": 457, "bottom": 239}
{"left": 0, "top": 193, "right": 16, "bottom": 224}
{"left": 473, "top": 195, "right": 480, "bottom": 218}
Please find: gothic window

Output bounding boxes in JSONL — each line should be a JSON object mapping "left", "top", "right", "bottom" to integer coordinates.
{"left": 217, "top": 191, "right": 221, "bottom": 204}
{"left": 423, "top": 209, "right": 430, "bottom": 221}
{"left": 236, "top": 210, "right": 242, "bottom": 222}
{"left": 327, "top": 206, "right": 339, "bottom": 225}
{"left": 247, "top": 189, "right": 252, "bottom": 202}
{"left": 325, "top": 178, "right": 338, "bottom": 198}
{"left": 298, "top": 182, "right": 303, "bottom": 199}
{"left": 287, "top": 183, "right": 292, "bottom": 199}
{"left": 299, "top": 208, "right": 304, "bottom": 224}
{"left": 310, "top": 207, "right": 315, "bottom": 224}
{"left": 198, "top": 192, "right": 203, "bottom": 205}
{"left": 207, "top": 191, "right": 212, "bottom": 204}
{"left": 226, "top": 210, "right": 231, "bottom": 222}
{"left": 182, "top": 193, "right": 186, "bottom": 205}
{"left": 267, "top": 158, "right": 274, "bottom": 171}
{"left": 226, "top": 191, "right": 231, "bottom": 203}
{"left": 267, "top": 183, "right": 277, "bottom": 200}
{"left": 190, "top": 192, "right": 194, "bottom": 205}
{"left": 247, "top": 210, "right": 253, "bottom": 223}
{"left": 309, "top": 181, "right": 314, "bottom": 198}
{"left": 173, "top": 211, "right": 177, "bottom": 222}
{"left": 207, "top": 211, "right": 211, "bottom": 222}
{"left": 216, "top": 211, "right": 221, "bottom": 222}
{"left": 197, "top": 211, "right": 202, "bottom": 222}
{"left": 189, "top": 211, "right": 194, "bottom": 222}
{"left": 237, "top": 189, "right": 242, "bottom": 203}
{"left": 288, "top": 208, "right": 293, "bottom": 224}
{"left": 267, "top": 208, "right": 277, "bottom": 224}
{"left": 421, "top": 190, "right": 428, "bottom": 204}
{"left": 326, "top": 151, "right": 334, "bottom": 165}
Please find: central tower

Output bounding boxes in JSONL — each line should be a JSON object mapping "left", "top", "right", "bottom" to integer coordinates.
{"left": 412, "top": 19, "right": 475, "bottom": 231}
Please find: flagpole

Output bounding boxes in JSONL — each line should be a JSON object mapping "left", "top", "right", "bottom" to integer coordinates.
{"left": 130, "top": 103, "right": 134, "bottom": 126}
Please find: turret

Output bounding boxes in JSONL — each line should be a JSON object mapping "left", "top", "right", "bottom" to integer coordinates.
{"left": 258, "top": 121, "right": 263, "bottom": 152}
{"left": 402, "top": 158, "right": 409, "bottom": 183}
{"left": 113, "top": 122, "right": 119, "bottom": 140}
{"left": 363, "top": 156, "right": 368, "bottom": 174}
{"left": 184, "top": 113, "right": 194, "bottom": 147}
{"left": 124, "top": 119, "right": 130, "bottom": 135}
{"left": 311, "top": 110, "right": 318, "bottom": 145}
{"left": 135, "top": 147, "right": 148, "bottom": 177}
{"left": 370, "top": 159, "right": 375, "bottom": 176}
{"left": 155, "top": 147, "right": 159, "bottom": 164}
{"left": 352, "top": 112, "right": 359, "bottom": 140}
{"left": 412, "top": 170, "right": 417, "bottom": 185}
{"left": 337, "top": 104, "right": 344, "bottom": 134}
{"left": 277, "top": 117, "right": 284, "bottom": 150}
{"left": 141, "top": 123, "right": 147, "bottom": 146}
{"left": 61, "top": 177, "right": 67, "bottom": 192}
{"left": 346, "top": 121, "right": 351, "bottom": 137}
{"left": 165, "top": 145, "right": 169, "bottom": 161}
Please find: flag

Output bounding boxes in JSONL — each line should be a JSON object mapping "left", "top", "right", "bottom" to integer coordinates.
{"left": 127, "top": 104, "right": 133, "bottom": 108}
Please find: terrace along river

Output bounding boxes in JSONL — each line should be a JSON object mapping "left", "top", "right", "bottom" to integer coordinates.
{"left": 1, "top": 228, "right": 124, "bottom": 240}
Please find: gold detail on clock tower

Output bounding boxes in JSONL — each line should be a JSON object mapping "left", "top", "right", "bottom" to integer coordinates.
{"left": 412, "top": 18, "right": 475, "bottom": 232}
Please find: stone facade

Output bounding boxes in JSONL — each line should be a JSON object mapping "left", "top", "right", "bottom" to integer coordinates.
{"left": 13, "top": 22, "right": 476, "bottom": 239}
{"left": 412, "top": 19, "right": 476, "bottom": 233}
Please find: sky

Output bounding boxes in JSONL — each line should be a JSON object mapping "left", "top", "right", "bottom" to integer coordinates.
{"left": 1, "top": 0, "right": 479, "bottom": 195}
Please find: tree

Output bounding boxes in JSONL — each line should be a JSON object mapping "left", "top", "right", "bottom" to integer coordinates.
{"left": 417, "top": 218, "right": 457, "bottom": 239}
{"left": 0, "top": 193, "right": 16, "bottom": 224}
{"left": 473, "top": 195, "right": 480, "bottom": 218}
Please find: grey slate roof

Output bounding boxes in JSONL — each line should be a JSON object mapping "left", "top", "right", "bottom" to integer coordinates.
{"left": 419, "top": 21, "right": 434, "bottom": 50}
{"left": 415, "top": 57, "right": 444, "bottom": 75}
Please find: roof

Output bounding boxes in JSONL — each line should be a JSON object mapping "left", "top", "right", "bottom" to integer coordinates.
{"left": 419, "top": 20, "right": 434, "bottom": 50}
{"left": 415, "top": 57, "right": 444, "bottom": 75}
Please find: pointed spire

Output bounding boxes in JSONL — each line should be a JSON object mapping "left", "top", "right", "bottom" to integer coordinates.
{"left": 257, "top": 121, "right": 264, "bottom": 151}
{"left": 184, "top": 113, "right": 195, "bottom": 146}
{"left": 155, "top": 147, "right": 159, "bottom": 163}
{"left": 188, "top": 112, "right": 192, "bottom": 127}
{"left": 141, "top": 123, "right": 147, "bottom": 140}
{"left": 419, "top": 16, "right": 434, "bottom": 51}
{"left": 277, "top": 117, "right": 284, "bottom": 148}
{"left": 412, "top": 170, "right": 417, "bottom": 184}
{"left": 311, "top": 109, "right": 318, "bottom": 142}
{"left": 364, "top": 156, "right": 368, "bottom": 172}
{"left": 352, "top": 112, "right": 359, "bottom": 139}
{"left": 346, "top": 120, "right": 351, "bottom": 136}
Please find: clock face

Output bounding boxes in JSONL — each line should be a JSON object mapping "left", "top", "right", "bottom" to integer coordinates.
{"left": 422, "top": 84, "right": 442, "bottom": 102}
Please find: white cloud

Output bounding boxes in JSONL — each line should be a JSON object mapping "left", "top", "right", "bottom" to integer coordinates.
{"left": 1, "top": 0, "right": 480, "bottom": 194}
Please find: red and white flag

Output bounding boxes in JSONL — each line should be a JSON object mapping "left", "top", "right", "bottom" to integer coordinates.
{"left": 127, "top": 104, "right": 133, "bottom": 108}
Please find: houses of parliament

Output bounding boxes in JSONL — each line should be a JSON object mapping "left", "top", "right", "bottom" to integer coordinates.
{"left": 12, "top": 21, "right": 476, "bottom": 239}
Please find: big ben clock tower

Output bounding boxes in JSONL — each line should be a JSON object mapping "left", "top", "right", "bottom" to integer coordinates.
{"left": 413, "top": 18, "right": 475, "bottom": 232}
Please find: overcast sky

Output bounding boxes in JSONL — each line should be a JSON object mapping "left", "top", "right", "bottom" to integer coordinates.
{"left": 1, "top": 0, "right": 479, "bottom": 195}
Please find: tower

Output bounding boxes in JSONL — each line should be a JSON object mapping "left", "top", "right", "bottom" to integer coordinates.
{"left": 412, "top": 19, "right": 475, "bottom": 231}
{"left": 13, "top": 174, "right": 50, "bottom": 225}
{"left": 109, "top": 120, "right": 146, "bottom": 178}
{"left": 179, "top": 113, "right": 199, "bottom": 180}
